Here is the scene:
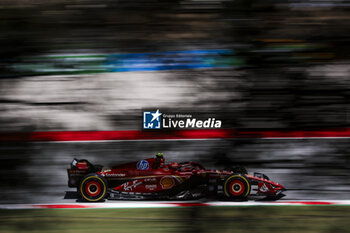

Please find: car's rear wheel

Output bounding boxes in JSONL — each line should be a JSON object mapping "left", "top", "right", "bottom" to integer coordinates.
{"left": 223, "top": 174, "right": 251, "bottom": 200}
{"left": 78, "top": 173, "right": 108, "bottom": 202}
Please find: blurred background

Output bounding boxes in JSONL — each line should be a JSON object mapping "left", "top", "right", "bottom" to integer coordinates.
{"left": 1, "top": 0, "right": 349, "bottom": 131}
{"left": 1, "top": 0, "right": 350, "bottom": 201}
{"left": 0, "top": 1, "right": 350, "bottom": 232}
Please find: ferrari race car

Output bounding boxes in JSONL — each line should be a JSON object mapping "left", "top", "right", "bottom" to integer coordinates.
{"left": 67, "top": 153, "right": 286, "bottom": 202}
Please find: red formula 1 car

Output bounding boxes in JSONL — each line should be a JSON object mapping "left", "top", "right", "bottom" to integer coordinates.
{"left": 67, "top": 153, "right": 286, "bottom": 202}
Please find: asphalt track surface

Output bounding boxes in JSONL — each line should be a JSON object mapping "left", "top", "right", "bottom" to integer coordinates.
{"left": 1, "top": 138, "right": 349, "bottom": 204}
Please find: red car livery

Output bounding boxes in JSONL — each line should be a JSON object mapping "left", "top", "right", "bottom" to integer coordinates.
{"left": 67, "top": 154, "right": 286, "bottom": 202}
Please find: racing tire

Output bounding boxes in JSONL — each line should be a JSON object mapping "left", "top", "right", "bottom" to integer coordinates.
{"left": 223, "top": 174, "right": 251, "bottom": 200}
{"left": 78, "top": 173, "right": 108, "bottom": 202}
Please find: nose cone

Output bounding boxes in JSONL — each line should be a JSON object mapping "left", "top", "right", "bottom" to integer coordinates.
{"left": 275, "top": 184, "right": 287, "bottom": 197}
{"left": 271, "top": 181, "right": 286, "bottom": 193}
{"left": 277, "top": 183, "right": 287, "bottom": 191}
{"left": 273, "top": 184, "right": 287, "bottom": 200}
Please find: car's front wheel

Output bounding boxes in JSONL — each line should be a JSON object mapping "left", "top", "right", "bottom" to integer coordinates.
{"left": 78, "top": 173, "right": 108, "bottom": 202}
{"left": 223, "top": 174, "right": 251, "bottom": 200}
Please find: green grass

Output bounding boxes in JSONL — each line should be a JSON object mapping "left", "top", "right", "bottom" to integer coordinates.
{"left": 0, "top": 207, "right": 349, "bottom": 233}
